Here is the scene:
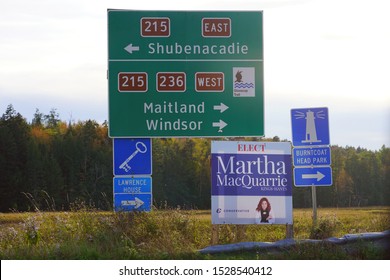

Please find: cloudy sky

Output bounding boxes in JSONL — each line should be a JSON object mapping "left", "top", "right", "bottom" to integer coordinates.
{"left": 1, "top": 0, "right": 389, "bottom": 151}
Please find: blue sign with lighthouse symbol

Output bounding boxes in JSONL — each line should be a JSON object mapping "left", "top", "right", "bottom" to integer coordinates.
{"left": 291, "top": 107, "right": 330, "bottom": 147}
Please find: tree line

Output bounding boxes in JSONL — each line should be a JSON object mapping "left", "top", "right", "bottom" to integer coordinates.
{"left": 0, "top": 104, "right": 389, "bottom": 212}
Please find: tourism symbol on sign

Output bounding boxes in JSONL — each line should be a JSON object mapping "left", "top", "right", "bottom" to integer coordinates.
{"left": 233, "top": 67, "right": 255, "bottom": 97}
{"left": 119, "top": 141, "right": 148, "bottom": 172}
{"left": 113, "top": 138, "right": 152, "bottom": 176}
{"left": 291, "top": 107, "right": 330, "bottom": 146}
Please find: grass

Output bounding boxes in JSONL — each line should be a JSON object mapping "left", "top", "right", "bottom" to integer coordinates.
{"left": 0, "top": 207, "right": 389, "bottom": 260}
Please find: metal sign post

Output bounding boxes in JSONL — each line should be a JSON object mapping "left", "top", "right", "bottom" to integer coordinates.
{"left": 311, "top": 184, "right": 317, "bottom": 225}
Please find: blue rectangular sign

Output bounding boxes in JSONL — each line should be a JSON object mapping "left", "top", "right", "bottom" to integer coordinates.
{"left": 113, "top": 138, "right": 152, "bottom": 176}
{"left": 294, "top": 167, "right": 332, "bottom": 186}
{"left": 113, "top": 177, "right": 152, "bottom": 212}
{"left": 291, "top": 107, "right": 330, "bottom": 147}
{"left": 293, "top": 147, "right": 331, "bottom": 166}
{"left": 211, "top": 153, "right": 292, "bottom": 196}
{"left": 113, "top": 177, "right": 152, "bottom": 193}
{"left": 114, "top": 193, "right": 152, "bottom": 212}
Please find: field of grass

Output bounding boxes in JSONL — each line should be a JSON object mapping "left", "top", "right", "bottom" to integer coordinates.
{"left": 0, "top": 207, "right": 389, "bottom": 260}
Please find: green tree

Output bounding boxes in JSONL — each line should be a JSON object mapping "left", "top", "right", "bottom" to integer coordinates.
{"left": 1, "top": 105, "right": 389, "bottom": 211}
{"left": 379, "top": 146, "right": 390, "bottom": 205}
{"left": 32, "top": 108, "right": 44, "bottom": 127}
{"left": 44, "top": 108, "right": 60, "bottom": 129}
{"left": 0, "top": 105, "right": 31, "bottom": 211}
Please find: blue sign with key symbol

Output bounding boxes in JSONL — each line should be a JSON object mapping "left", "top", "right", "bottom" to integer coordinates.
{"left": 113, "top": 138, "right": 152, "bottom": 176}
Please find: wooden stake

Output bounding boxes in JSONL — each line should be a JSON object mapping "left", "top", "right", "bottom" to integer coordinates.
{"left": 211, "top": 224, "right": 219, "bottom": 245}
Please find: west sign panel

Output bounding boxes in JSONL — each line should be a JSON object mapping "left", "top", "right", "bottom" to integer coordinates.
{"left": 108, "top": 10, "right": 264, "bottom": 137}
{"left": 211, "top": 141, "right": 293, "bottom": 225}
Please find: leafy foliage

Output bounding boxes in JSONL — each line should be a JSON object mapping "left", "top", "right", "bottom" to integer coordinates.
{"left": 0, "top": 104, "right": 389, "bottom": 211}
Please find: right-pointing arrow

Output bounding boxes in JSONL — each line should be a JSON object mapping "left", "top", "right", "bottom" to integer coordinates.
{"left": 212, "top": 120, "right": 228, "bottom": 132}
{"left": 121, "top": 197, "right": 144, "bottom": 208}
{"left": 134, "top": 197, "right": 144, "bottom": 209}
{"left": 302, "top": 171, "right": 325, "bottom": 181}
{"left": 213, "top": 103, "right": 229, "bottom": 113}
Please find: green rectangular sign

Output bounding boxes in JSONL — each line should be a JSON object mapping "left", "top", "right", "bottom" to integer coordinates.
{"left": 108, "top": 10, "right": 264, "bottom": 137}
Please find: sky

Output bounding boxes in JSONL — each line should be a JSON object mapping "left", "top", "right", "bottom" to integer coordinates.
{"left": 1, "top": 0, "right": 389, "bottom": 151}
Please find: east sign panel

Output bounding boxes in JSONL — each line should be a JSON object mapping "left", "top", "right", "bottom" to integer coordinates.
{"left": 211, "top": 141, "right": 293, "bottom": 225}
{"left": 108, "top": 10, "right": 264, "bottom": 137}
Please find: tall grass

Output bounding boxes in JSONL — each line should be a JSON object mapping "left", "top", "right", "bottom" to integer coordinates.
{"left": 0, "top": 208, "right": 211, "bottom": 259}
{"left": 0, "top": 206, "right": 389, "bottom": 259}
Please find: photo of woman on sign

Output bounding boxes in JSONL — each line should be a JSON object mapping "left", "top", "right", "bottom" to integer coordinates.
{"left": 255, "top": 197, "right": 274, "bottom": 224}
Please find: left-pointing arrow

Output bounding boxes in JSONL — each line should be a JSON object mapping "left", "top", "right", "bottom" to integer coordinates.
{"left": 124, "top": 43, "right": 140, "bottom": 54}
{"left": 302, "top": 171, "right": 325, "bottom": 181}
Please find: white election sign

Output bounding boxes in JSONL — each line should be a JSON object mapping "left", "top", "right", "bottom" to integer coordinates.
{"left": 211, "top": 141, "right": 293, "bottom": 225}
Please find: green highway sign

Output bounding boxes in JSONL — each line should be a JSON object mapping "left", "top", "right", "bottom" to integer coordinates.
{"left": 108, "top": 10, "right": 264, "bottom": 137}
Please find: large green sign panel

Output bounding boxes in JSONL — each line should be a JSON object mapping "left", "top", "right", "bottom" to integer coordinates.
{"left": 108, "top": 10, "right": 264, "bottom": 137}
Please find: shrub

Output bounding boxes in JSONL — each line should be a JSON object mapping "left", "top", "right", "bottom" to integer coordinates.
{"left": 309, "top": 216, "right": 340, "bottom": 239}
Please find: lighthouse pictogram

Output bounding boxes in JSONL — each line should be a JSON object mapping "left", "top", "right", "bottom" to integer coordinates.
{"left": 302, "top": 110, "right": 321, "bottom": 143}
{"left": 292, "top": 109, "right": 326, "bottom": 145}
